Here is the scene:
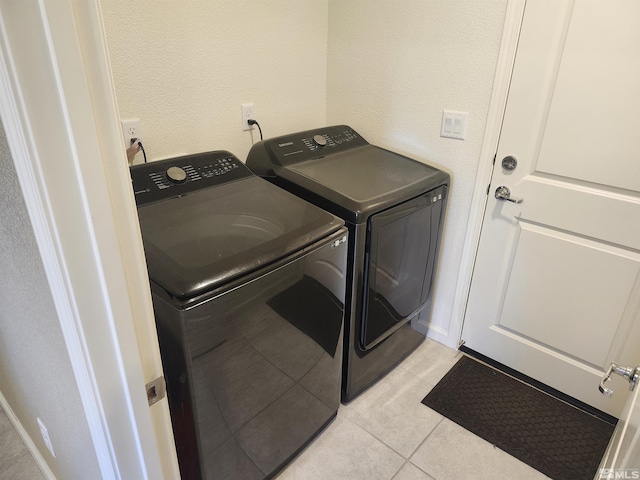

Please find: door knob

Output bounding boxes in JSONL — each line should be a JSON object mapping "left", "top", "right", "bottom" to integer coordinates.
{"left": 599, "top": 362, "right": 639, "bottom": 397}
{"left": 495, "top": 186, "right": 523, "bottom": 204}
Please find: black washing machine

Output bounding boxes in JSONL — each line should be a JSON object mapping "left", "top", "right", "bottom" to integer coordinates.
{"left": 130, "top": 151, "right": 348, "bottom": 479}
{"left": 246, "top": 126, "right": 449, "bottom": 402}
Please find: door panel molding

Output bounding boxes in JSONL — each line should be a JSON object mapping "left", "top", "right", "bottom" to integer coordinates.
{"left": 499, "top": 222, "right": 640, "bottom": 367}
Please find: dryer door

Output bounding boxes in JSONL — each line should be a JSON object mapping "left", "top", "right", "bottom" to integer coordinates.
{"left": 361, "top": 186, "right": 446, "bottom": 350}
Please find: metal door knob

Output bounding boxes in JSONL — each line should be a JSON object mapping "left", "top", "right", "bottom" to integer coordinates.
{"left": 599, "top": 362, "right": 639, "bottom": 397}
{"left": 495, "top": 186, "right": 523, "bottom": 204}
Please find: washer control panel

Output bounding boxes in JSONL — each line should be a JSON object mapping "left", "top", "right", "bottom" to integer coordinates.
{"left": 130, "top": 151, "right": 252, "bottom": 206}
{"left": 270, "top": 125, "right": 368, "bottom": 165}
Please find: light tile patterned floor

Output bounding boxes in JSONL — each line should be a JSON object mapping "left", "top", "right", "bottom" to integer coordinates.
{"left": 0, "top": 338, "right": 550, "bottom": 480}
{"left": 276, "top": 338, "right": 550, "bottom": 480}
{"left": 0, "top": 407, "right": 44, "bottom": 480}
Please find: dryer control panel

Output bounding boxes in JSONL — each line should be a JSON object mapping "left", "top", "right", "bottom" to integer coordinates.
{"left": 130, "top": 151, "right": 252, "bottom": 206}
{"left": 300, "top": 128, "right": 362, "bottom": 153}
{"left": 269, "top": 125, "right": 368, "bottom": 166}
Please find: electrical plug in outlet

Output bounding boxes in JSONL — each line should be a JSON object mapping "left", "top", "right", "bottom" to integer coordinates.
{"left": 121, "top": 118, "right": 142, "bottom": 147}
{"left": 241, "top": 103, "right": 255, "bottom": 131}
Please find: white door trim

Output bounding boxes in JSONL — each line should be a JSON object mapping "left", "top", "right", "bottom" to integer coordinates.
{"left": 450, "top": 0, "right": 527, "bottom": 347}
{"left": 0, "top": 10, "right": 121, "bottom": 477}
{"left": 0, "top": 0, "right": 176, "bottom": 478}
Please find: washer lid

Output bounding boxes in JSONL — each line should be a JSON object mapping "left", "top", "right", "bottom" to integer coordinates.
{"left": 137, "top": 176, "right": 343, "bottom": 299}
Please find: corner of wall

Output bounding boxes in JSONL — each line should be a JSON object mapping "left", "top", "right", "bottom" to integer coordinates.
{"left": 325, "top": 1, "right": 509, "bottom": 348}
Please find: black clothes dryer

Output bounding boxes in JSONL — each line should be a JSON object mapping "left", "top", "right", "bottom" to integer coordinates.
{"left": 130, "top": 152, "right": 348, "bottom": 480}
{"left": 246, "top": 126, "right": 449, "bottom": 402}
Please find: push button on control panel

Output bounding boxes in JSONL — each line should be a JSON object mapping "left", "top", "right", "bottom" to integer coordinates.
{"left": 199, "top": 157, "right": 240, "bottom": 178}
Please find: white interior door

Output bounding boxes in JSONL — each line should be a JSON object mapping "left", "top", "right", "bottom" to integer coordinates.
{"left": 462, "top": 0, "right": 640, "bottom": 418}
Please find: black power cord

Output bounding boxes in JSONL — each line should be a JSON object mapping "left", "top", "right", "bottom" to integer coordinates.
{"left": 130, "top": 137, "right": 147, "bottom": 163}
{"left": 247, "top": 119, "right": 263, "bottom": 141}
{"left": 138, "top": 140, "right": 147, "bottom": 163}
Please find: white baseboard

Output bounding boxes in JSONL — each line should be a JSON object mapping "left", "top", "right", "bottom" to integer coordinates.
{"left": 413, "top": 316, "right": 453, "bottom": 348}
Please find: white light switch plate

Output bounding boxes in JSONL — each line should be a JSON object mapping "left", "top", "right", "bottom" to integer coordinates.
{"left": 441, "top": 110, "right": 468, "bottom": 140}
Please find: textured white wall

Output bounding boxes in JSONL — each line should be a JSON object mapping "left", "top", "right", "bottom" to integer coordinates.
{"left": 100, "top": 1, "right": 329, "bottom": 163}
{"left": 0, "top": 121, "right": 101, "bottom": 479}
{"left": 101, "top": 1, "right": 508, "bottom": 348}
{"left": 327, "top": 0, "right": 507, "bottom": 346}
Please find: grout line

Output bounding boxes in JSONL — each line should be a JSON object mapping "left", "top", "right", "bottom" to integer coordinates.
{"left": 403, "top": 417, "right": 445, "bottom": 480}
{"left": 339, "top": 413, "right": 407, "bottom": 459}
{"left": 388, "top": 459, "right": 409, "bottom": 480}
{"left": 283, "top": 344, "right": 464, "bottom": 479}
{"left": 340, "top": 387, "right": 445, "bottom": 462}
{"left": 340, "top": 353, "right": 459, "bottom": 462}
{"left": 409, "top": 416, "right": 445, "bottom": 458}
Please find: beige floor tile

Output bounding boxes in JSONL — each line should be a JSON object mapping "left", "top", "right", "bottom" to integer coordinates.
{"left": 392, "top": 462, "right": 434, "bottom": 480}
{"left": 341, "top": 366, "right": 442, "bottom": 457}
{"left": 0, "top": 452, "right": 45, "bottom": 480}
{"left": 0, "top": 426, "right": 29, "bottom": 472}
{"left": 276, "top": 413, "right": 404, "bottom": 480}
{"left": 0, "top": 411, "right": 12, "bottom": 436}
{"left": 399, "top": 338, "right": 461, "bottom": 386}
{"left": 0, "top": 408, "right": 44, "bottom": 480}
{"left": 0, "top": 338, "right": 560, "bottom": 480}
{"left": 410, "top": 419, "right": 550, "bottom": 480}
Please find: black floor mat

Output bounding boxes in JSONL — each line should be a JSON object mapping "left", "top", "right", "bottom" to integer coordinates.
{"left": 421, "top": 356, "right": 615, "bottom": 480}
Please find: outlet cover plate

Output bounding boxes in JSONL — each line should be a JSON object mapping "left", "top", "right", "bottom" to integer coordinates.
{"left": 37, "top": 417, "right": 56, "bottom": 457}
{"left": 241, "top": 103, "right": 255, "bottom": 131}
{"left": 121, "top": 118, "right": 142, "bottom": 146}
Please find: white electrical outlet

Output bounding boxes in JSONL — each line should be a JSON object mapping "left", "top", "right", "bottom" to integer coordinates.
{"left": 121, "top": 118, "right": 142, "bottom": 147}
{"left": 241, "top": 103, "right": 255, "bottom": 131}
{"left": 37, "top": 417, "right": 56, "bottom": 458}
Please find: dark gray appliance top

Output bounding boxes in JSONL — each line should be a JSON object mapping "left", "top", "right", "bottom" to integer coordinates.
{"left": 245, "top": 125, "right": 450, "bottom": 223}
{"left": 130, "top": 151, "right": 344, "bottom": 300}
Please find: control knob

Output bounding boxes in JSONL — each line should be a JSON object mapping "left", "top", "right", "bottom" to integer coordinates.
{"left": 166, "top": 166, "right": 187, "bottom": 183}
{"left": 313, "top": 134, "right": 327, "bottom": 147}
